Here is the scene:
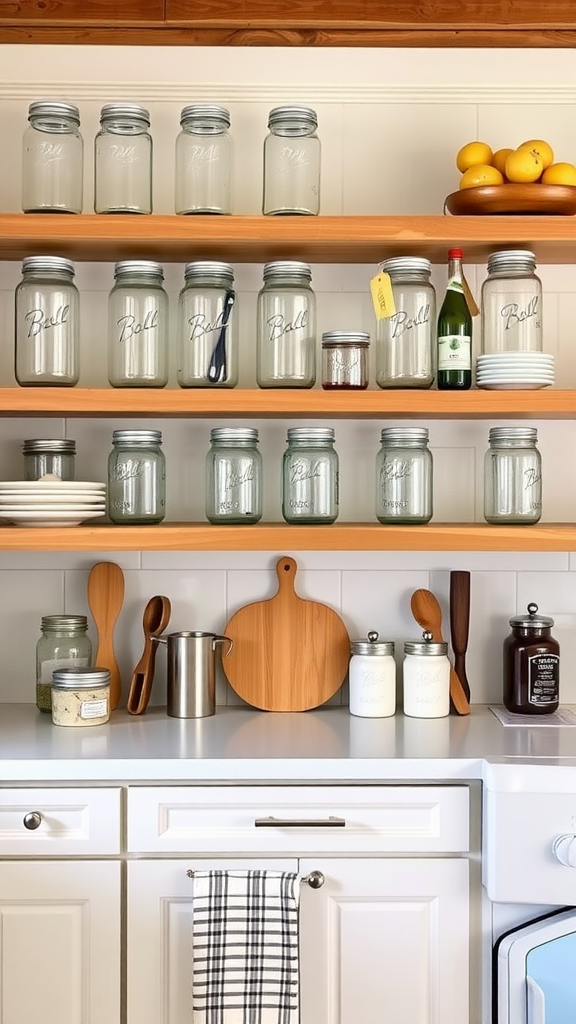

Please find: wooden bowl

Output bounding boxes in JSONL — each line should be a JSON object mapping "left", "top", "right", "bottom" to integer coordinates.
{"left": 445, "top": 183, "right": 576, "bottom": 216}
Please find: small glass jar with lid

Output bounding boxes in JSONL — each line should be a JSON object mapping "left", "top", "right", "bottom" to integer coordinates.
{"left": 23, "top": 438, "right": 76, "bottom": 481}
{"left": 484, "top": 426, "right": 542, "bottom": 525}
{"left": 15, "top": 256, "right": 80, "bottom": 386}
{"left": 256, "top": 261, "right": 316, "bottom": 388}
{"left": 375, "top": 257, "right": 436, "bottom": 388}
{"left": 22, "top": 100, "right": 83, "bottom": 214}
{"left": 322, "top": 331, "right": 370, "bottom": 390}
{"left": 36, "top": 614, "right": 92, "bottom": 713}
{"left": 503, "top": 603, "right": 559, "bottom": 715}
{"left": 176, "top": 261, "right": 237, "bottom": 388}
{"left": 349, "top": 632, "right": 396, "bottom": 718}
{"left": 108, "top": 261, "right": 168, "bottom": 387}
{"left": 107, "top": 429, "right": 166, "bottom": 524}
{"left": 481, "top": 250, "right": 542, "bottom": 354}
{"left": 403, "top": 631, "right": 450, "bottom": 719}
{"left": 175, "top": 104, "right": 232, "bottom": 215}
{"left": 282, "top": 427, "right": 339, "bottom": 524}
{"left": 51, "top": 667, "right": 110, "bottom": 727}
{"left": 262, "top": 105, "right": 320, "bottom": 216}
{"left": 376, "top": 427, "right": 433, "bottom": 524}
{"left": 205, "top": 427, "right": 262, "bottom": 524}
{"left": 94, "top": 103, "right": 152, "bottom": 214}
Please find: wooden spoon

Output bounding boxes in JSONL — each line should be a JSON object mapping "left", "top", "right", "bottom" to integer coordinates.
{"left": 410, "top": 588, "right": 470, "bottom": 716}
{"left": 126, "top": 595, "right": 172, "bottom": 715}
{"left": 87, "top": 561, "right": 125, "bottom": 711}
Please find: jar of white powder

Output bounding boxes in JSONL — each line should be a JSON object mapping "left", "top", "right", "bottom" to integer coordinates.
{"left": 51, "top": 668, "right": 111, "bottom": 727}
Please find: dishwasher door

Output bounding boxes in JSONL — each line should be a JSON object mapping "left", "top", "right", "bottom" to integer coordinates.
{"left": 495, "top": 908, "right": 576, "bottom": 1024}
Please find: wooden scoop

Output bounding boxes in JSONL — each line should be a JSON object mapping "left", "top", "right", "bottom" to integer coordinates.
{"left": 410, "top": 588, "right": 470, "bottom": 716}
{"left": 87, "top": 561, "right": 125, "bottom": 711}
{"left": 126, "top": 595, "right": 172, "bottom": 715}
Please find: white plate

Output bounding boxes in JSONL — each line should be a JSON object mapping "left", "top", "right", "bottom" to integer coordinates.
{"left": 476, "top": 373, "right": 555, "bottom": 381}
{"left": 477, "top": 360, "right": 554, "bottom": 369}
{"left": 0, "top": 505, "right": 106, "bottom": 513}
{"left": 0, "top": 492, "right": 106, "bottom": 505}
{"left": 476, "top": 376, "right": 555, "bottom": 384}
{"left": 477, "top": 353, "right": 554, "bottom": 361}
{"left": 0, "top": 509, "right": 107, "bottom": 527}
{"left": 0, "top": 480, "right": 106, "bottom": 492}
{"left": 477, "top": 381, "right": 552, "bottom": 390}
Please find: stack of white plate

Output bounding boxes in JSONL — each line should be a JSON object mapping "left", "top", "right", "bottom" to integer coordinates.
{"left": 0, "top": 480, "right": 107, "bottom": 527}
{"left": 476, "top": 352, "right": 555, "bottom": 390}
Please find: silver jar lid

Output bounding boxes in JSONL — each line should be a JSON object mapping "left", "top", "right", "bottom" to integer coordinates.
{"left": 380, "top": 257, "right": 432, "bottom": 277}
{"left": 23, "top": 438, "right": 76, "bottom": 454}
{"left": 488, "top": 427, "right": 538, "bottom": 443}
{"left": 112, "top": 429, "right": 162, "bottom": 445}
{"left": 286, "top": 427, "right": 335, "bottom": 441}
{"left": 52, "top": 667, "right": 111, "bottom": 690}
{"left": 263, "top": 261, "right": 312, "bottom": 281}
{"left": 28, "top": 101, "right": 80, "bottom": 124}
{"left": 404, "top": 631, "right": 447, "bottom": 656}
{"left": 268, "top": 105, "right": 318, "bottom": 131}
{"left": 350, "top": 631, "right": 394, "bottom": 656}
{"left": 380, "top": 427, "right": 429, "bottom": 444}
{"left": 184, "top": 261, "right": 234, "bottom": 283}
{"left": 114, "top": 260, "right": 164, "bottom": 279}
{"left": 487, "top": 249, "right": 537, "bottom": 273}
{"left": 180, "top": 104, "right": 230, "bottom": 128}
{"left": 41, "top": 614, "right": 88, "bottom": 630}
{"left": 100, "top": 103, "right": 150, "bottom": 126}
{"left": 22, "top": 256, "right": 75, "bottom": 276}
{"left": 210, "top": 427, "right": 259, "bottom": 443}
{"left": 322, "top": 331, "right": 370, "bottom": 347}
{"left": 509, "top": 602, "right": 554, "bottom": 628}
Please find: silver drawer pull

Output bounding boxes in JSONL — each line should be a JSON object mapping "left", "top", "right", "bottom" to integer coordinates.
{"left": 302, "top": 870, "right": 325, "bottom": 889}
{"left": 23, "top": 811, "right": 43, "bottom": 831}
{"left": 254, "top": 816, "right": 346, "bottom": 828}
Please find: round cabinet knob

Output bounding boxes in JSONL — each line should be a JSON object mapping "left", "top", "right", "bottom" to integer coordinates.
{"left": 23, "top": 811, "right": 43, "bottom": 831}
{"left": 552, "top": 833, "right": 576, "bottom": 866}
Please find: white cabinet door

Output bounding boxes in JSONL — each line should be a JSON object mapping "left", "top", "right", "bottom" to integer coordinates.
{"left": 299, "top": 857, "right": 469, "bottom": 1024}
{"left": 0, "top": 860, "right": 121, "bottom": 1024}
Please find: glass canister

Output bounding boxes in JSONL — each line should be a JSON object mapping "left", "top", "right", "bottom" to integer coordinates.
{"left": 484, "top": 426, "right": 542, "bottom": 525}
{"left": 503, "top": 603, "right": 559, "bottom": 715}
{"left": 108, "top": 261, "right": 168, "bottom": 387}
{"left": 375, "top": 427, "right": 433, "bottom": 524}
{"left": 94, "top": 103, "right": 152, "bottom": 214}
{"left": 107, "top": 429, "right": 166, "bottom": 524}
{"left": 481, "top": 250, "right": 542, "bottom": 354}
{"left": 403, "top": 631, "right": 450, "bottom": 719}
{"left": 262, "top": 105, "right": 320, "bottom": 216}
{"left": 375, "top": 257, "right": 436, "bottom": 388}
{"left": 15, "top": 256, "right": 80, "bottom": 386}
{"left": 256, "top": 261, "right": 316, "bottom": 388}
{"left": 349, "top": 632, "right": 396, "bottom": 718}
{"left": 23, "top": 438, "right": 76, "bottom": 480}
{"left": 22, "top": 100, "right": 83, "bottom": 214}
{"left": 176, "top": 261, "right": 237, "bottom": 387}
{"left": 282, "top": 426, "right": 339, "bottom": 524}
{"left": 205, "top": 427, "right": 262, "bottom": 524}
{"left": 322, "top": 330, "right": 370, "bottom": 390}
{"left": 36, "top": 614, "right": 92, "bottom": 713}
{"left": 175, "top": 104, "right": 232, "bottom": 215}
{"left": 51, "top": 667, "right": 110, "bottom": 727}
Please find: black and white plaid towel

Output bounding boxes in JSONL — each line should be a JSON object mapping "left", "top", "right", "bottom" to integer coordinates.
{"left": 191, "top": 869, "right": 300, "bottom": 1024}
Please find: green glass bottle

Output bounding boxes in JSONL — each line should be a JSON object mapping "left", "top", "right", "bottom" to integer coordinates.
{"left": 437, "top": 247, "right": 472, "bottom": 390}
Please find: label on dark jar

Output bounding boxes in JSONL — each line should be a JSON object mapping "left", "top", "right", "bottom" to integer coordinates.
{"left": 528, "top": 653, "right": 560, "bottom": 705}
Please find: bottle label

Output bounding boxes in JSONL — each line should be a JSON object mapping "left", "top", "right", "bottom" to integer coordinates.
{"left": 528, "top": 653, "right": 559, "bottom": 705}
{"left": 438, "top": 334, "right": 471, "bottom": 371}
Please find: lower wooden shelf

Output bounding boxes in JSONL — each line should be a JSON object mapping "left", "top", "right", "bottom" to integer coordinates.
{"left": 1, "top": 521, "right": 575, "bottom": 552}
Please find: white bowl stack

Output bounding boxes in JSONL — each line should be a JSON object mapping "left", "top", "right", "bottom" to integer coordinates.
{"left": 476, "top": 352, "right": 555, "bottom": 390}
{"left": 0, "top": 479, "right": 107, "bottom": 527}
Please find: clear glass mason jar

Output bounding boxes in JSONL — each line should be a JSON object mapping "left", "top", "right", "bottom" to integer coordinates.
{"left": 51, "top": 667, "right": 110, "bottom": 727}
{"left": 282, "top": 426, "right": 339, "bottom": 524}
{"left": 375, "top": 257, "right": 435, "bottom": 389}
{"left": 23, "top": 438, "right": 76, "bottom": 481}
{"left": 108, "top": 261, "right": 168, "bottom": 387}
{"left": 375, "top": 427, "right": 433, "bottom": 524}
{"left": 176, "top": 261, "right": 237, "bottom": 387}
{"left": 15, "top": 256, "right": 80, "bottom": 386}
{"left": 107, "top": 429, "right": 166, "bottom": 524}
{"left": 256, "top": 261, "right": 316, "bottom": 388}
{"left": 481, "top": 250, "right": 542, "bottom": 354}
{"left": 205, "top": 427, "right": 262, "bottom": 524}
{"left": 36, "top": 614, "right": 92, "bottom": 713}
{"left": 262, "top": 106, "right": 320, "bottom": 216}
{"left": 22, "top": 100, "right": 83, "bottom": 214}
{"left": 94, "top": 103, "right": 152, "bottom": 214}
{"left": 484, "top": 426, "right": 542, "bottom": 525}
{"left": 322, "top": 330, "right": 370, "bottom": 390}
{"left": 175, "top": 104, "right": 232, "bottom": 215}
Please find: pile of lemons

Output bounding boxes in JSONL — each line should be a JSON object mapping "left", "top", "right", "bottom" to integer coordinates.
{"left": 456, "top": 139, "right": 576, "bottom": 190}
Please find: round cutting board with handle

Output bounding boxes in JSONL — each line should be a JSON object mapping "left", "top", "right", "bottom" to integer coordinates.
{"left": 223, "top": 556, "right": 350, "bottom": 711}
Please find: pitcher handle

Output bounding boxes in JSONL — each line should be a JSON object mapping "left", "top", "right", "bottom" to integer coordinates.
{"left": 150, "top": 636, "right": 167, "bottom": 645}
{"left": 214, "top": 634, "right": 233, "bottom": 657}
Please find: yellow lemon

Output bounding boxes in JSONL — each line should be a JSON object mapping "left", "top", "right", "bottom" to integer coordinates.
{"left": 492, "top": 148, "right": 514, "bottom": 177}
{"left": 518, "top": 139, "right": 554, "bottom": 170}
{"left": 456, "top": 141, "right": 494, "bottom": 173}
{"left": 541, "top": 161, "right": 576, "bottom": 186}
{"left": 504, "top": 148, "right": 543, "bottom": 183}
{"left": 459, "top": 164, "right": 504, "bottom": 189}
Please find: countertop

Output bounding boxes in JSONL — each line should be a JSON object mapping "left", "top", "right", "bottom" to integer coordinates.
{"left": 3, "top": 703, "right": 576, "bottom": 783}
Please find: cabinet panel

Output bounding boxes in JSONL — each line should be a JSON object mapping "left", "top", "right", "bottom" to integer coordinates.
{"left": 0, "top": 786, "right": 121, "bottom": 854}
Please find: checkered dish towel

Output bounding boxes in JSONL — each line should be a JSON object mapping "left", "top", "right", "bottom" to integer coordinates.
{"left": 191, "top": 869, "right": 300, "bottom": 1024}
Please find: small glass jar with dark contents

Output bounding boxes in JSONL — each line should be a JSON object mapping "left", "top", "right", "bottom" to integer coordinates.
{"left": 322, "top": 331, "right": 369, "bottom": 390}
{"left": 503, "top": 603, "right": 560, "bottom": 715}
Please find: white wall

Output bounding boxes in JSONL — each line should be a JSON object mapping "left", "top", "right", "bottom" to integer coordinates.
{"left": 1, "top": 44, "right": 576, "bottom": 710}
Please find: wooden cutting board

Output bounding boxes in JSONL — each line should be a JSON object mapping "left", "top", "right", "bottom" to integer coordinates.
{"left": 222, "top": 556, "right": 350, "bottom": 711}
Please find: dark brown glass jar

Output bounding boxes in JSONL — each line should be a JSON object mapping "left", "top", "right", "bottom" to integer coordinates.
{"left": 503, "top": 603, "right": 559, "bottom": 715}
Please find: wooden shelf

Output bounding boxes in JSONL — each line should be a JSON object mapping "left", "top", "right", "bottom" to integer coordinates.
{"left": 2, "top": 213, "right": 576, "bottom": 264}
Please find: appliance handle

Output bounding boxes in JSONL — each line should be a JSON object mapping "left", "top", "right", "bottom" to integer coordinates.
{"left": 527, "top": 975, "right": 546, "bottom": 1024}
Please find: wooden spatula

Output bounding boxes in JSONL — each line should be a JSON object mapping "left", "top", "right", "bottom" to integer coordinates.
{"left": 410, "top": 588, "right": 470, "bottom": 716}
{"left": 87, "top": 561, "right": 125, "bottom": 710}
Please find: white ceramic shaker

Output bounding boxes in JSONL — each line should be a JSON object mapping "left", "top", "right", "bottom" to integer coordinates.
{"left": 349, "top": 631, "right": 396, "bottom": 718}
{"left": 403, "top": 630, "right": 450, "bottom": 718}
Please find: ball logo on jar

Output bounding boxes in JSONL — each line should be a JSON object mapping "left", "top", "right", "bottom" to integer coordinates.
{"left": 188, "top": 309, "right": 228, "bottom": 341}
{"left": 267, "top": 309, "right": 308, "bottom": 342}
{"left": 278, "top": 146, "right": 310, "bottom": 173}
{"left": 500, "top": 295, "right": 540, "bottom": 330}
{"left": 25, "top": 304, "right": 69, "bottom": 338}
{"left": 187, "top": 143, "right": 219, "bottom": 175}
{"left": 108, "top": 144, "right": 137, "bottom": 166}
{"left": 289, "top": 458, "right": 323, "bottom": 484}
{"left": 36, "top": 141, "right": 64, "bottom": 168}
{"left": 390, "top": 304, "right": 430, "bottom": 339}
{"left": 224, "top": 464, "right": 255, "bottom": 491}
{"left": 381, "top": 458, "right": 415, "bottom": 481}
{"left": 117, "top": 309, "right": 159, "bottom": 344}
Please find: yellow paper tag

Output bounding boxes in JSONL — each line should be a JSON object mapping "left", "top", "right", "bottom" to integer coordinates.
{"left": 370, "top": 272, "right": 396, "bottom": 320}
{"left": 462, "top": 273, "right": 480, "bottom": 317}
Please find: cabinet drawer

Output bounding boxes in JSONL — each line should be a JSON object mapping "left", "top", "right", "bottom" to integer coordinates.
{"left": 0, "top": 788, "right": 122, "bottom": 854}
{"left": 127, "top": 785, "right": 469, "bottom": 854}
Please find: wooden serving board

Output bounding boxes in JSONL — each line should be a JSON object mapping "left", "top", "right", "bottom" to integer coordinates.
{"left": 222, "top": 556, "right": 350, "bottom": 711}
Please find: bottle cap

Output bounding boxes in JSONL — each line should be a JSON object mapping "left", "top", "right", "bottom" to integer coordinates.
{"left": 448, "top": 248, "right": 463, "bottom": 258}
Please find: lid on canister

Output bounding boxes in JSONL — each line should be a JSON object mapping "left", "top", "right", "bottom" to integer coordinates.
{"left": 22, "top": 256, "right": 75, "bottom": 276}
{"left": 286, "top": 427, "right": 335, "bottom": 441}
{"left": 184, "top": 261, "right": 234, "bottom": 283}
{"left": 114, "top": 261, "right": 164, "bottom": 279}
{"left": 263, "top": 261, "right": 312, "bottom": 281}
{"left": 100, "top": 103, "right": 150, "bottom": 126}
{"left": 210, "top": 427, "right": 259, "bottom": 443}
{"left": 52, "top": 667, "right": 110, "bottom": 690}
{"left": 488, "top": 426, "right": 538, "bottom": 443}
{"left": 28, "top": 101, "right": 81, "bottom": 124}
{"left": 23, "top": 438, "right": 76, "bottom": 454}
{"left": 487, "top": 249, "right": 537, "bottom": 273}
{"left": 404, "top": 630, "right": 448, "bottom": 656}
{"left": 380, "top": 427, "right": 429, "bottom": 444}
{"left": 41, "top": 614, "right": 88, "bottom": 630}
{"left": 268, "top": 105, "right": 318, "bottom": 131}
{"left": 180, "top": 104, "right": 230, "bottom": 128}
{"left": 509, "top": 602, "right": 554, "bottom": 628}
{"left": 112, "top": 429, "right": 162, "bottom": 445}
{"left": 350, "top": 631, "right": 394, "bottom": 656}
{"left": 322, "top": 331, "right": 370, "bottom": 347}
{"left": 379, "top": 257, "right": 432, "bottom": 276}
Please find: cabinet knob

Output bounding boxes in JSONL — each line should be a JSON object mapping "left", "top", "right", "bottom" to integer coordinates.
{"left": 552, "top": 833, "right": 576, "bottom": 866}
{"left": 23, "top": 811, "right": 43, "bottom": 831}
{"left": 302, "top": 870, "right": 325, "bottom": 889}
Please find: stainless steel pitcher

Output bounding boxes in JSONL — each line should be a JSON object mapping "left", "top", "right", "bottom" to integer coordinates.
{"left": 153, "top": 631, "right": 233, "bottom": 718}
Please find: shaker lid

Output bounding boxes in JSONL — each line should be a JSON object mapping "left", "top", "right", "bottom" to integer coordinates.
{"left": 404, "top": 630, "right": 448, "bottom": 656}
{"left": 350, "top": 631, "right": 394, "bottom": 656}
{"left": 509, "top": 602, "right": 554, "bottom": 628}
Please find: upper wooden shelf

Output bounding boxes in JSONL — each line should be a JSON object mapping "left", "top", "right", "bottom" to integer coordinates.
{"left": 2, "top": 214, "right": 576, "bottom": 265}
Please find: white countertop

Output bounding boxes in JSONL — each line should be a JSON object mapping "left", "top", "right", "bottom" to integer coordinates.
{"left": 3, "top": 704, "right": 576, "bottom": 782}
